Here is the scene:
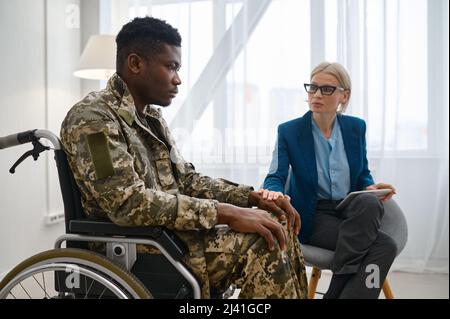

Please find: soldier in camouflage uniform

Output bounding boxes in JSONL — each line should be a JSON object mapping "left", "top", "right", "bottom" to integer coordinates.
{"left": 61, "top": 17, "right": 308, "bottom": 298}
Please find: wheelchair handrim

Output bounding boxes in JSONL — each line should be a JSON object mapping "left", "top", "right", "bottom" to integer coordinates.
{"left": 0, "top": 262, "right": 129, "bottom": 299}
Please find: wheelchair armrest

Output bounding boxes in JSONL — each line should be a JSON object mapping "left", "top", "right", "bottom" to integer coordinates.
{"left": 69, "top": 219, "right": 188, "bottom": 261}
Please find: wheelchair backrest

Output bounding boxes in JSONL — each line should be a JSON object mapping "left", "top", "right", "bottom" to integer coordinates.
{"left": 54, "top": 149, "right": 86, "bottom": 233}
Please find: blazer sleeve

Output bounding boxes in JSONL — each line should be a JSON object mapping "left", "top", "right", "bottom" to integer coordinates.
{"left": 357, "top": 120, "right": 375, "bottom": 189}
{"left": 263, "top": 125, "right": 291, "bottom": 193}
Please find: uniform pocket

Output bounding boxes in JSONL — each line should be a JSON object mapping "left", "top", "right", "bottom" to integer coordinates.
{"left": 155, "top": 158, "right": 176, "bottom": 187}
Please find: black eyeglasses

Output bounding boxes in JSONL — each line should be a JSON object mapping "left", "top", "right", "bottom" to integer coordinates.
{"left": 304, "top": 83, "right": 344, "bottom": 96}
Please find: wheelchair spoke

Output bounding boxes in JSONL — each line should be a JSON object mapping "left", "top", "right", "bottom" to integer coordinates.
{"left": 84, "top": 277, "right": 95, "bottom": 299}
{"left": 42, "top": 272, "right": 46, "bottom": 295}
{"left": 19, "top": 283, "right": 32, "bottom": 299}
{"left": 97, "top": 287, "right": 108, "bottom": 299}
{"left": 32, "top": 275, "right": 51, "bottom": 299}
{"left": 85, "top": 275, "right": 88, "bottom": 297}
{"left": 8, "top": 291, "right": 17, "bottom": 299}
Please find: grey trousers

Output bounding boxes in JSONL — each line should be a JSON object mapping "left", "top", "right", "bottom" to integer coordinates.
{"left": 306, "top": 193, "right": 398, "bottom": 299}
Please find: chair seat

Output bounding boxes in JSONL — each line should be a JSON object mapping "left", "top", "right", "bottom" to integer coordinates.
{"left": 301, "top": 199, "right": 408, "bottom": 271}
{"left": 301, "top": 244, "right": 334, "bottom": 269}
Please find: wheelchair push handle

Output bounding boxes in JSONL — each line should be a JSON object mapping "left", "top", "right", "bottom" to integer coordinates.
{"left": 0, "top": 130, "right": 37, "bottom": 149}
{"left": 0, "top": 129, "right": 61, "bottom": 150}
{"left": 0, "top": 129, "right": 62, "bottom": 173}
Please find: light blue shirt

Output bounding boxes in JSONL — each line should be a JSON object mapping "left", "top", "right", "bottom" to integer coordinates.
{"left": 312, "top": 117, "right": 351, "bottom": 200}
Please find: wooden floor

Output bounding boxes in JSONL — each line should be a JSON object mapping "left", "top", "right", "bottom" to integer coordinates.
{"left": 308, "top": 268, "right": 449, "bottom": 299}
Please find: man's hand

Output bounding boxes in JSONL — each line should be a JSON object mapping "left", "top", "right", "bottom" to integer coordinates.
{"left": 217, "top": 203, "right": 287, "bottom": 251}
{"left": 248, "top": 191, "right": 301, "bottom": 235}
{"left": 366, "top": 183, "right": 397, "bottom": 202}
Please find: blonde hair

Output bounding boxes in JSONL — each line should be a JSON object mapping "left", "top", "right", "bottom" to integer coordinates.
{"left": 310, "top": 62, "right": 352, "bottom": 113}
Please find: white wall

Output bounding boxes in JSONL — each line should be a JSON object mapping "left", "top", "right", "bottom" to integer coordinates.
{"left": 0, "top": 0, "right": 81, "bottom": 277}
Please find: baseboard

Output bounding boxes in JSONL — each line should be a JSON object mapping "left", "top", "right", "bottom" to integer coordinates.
{"left": 391, "top": 257, "right": 449, "bottom": 274}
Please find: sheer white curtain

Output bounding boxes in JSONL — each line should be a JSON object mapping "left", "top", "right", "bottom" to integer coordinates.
{"left": 327, "top": 0, "right": 449, "bottom": 273}
{"left": 103, "top": 0, "right": 449, "bottom": 273}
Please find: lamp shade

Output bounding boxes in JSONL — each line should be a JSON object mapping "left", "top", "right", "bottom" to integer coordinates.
{"left": 74, "top": 35, "right": 116, "bottom": 80}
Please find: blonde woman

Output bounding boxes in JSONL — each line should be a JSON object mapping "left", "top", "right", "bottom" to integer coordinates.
{"left": 261, "top": 62, "right": 397, "bottom": 299}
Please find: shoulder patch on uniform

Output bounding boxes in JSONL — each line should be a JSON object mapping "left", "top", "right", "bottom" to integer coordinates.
{"left": 86, "top": 132, "right": 115, "bottom": 180}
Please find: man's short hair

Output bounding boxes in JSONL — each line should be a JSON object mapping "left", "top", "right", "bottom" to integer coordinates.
{"left": 116, "top": 16, "right": 182, "bottom": 72}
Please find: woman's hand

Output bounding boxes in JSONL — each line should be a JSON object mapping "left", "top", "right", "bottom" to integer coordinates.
{"left": 258, "top": 189, "right": 286, "bottom": 201}
{"left": 366, "top": 183, "right": 396, "bottom": 202}
{"left": 250, "top": 190, "right": 300, "bottom": 235}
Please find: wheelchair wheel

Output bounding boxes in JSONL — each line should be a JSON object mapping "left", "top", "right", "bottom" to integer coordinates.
{"left": 0, "top": 248, "right": 152, "bottom": 299}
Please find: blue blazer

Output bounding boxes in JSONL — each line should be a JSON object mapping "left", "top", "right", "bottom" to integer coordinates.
{"left": 263, "top": 111, "right": 374, "bottom": 243}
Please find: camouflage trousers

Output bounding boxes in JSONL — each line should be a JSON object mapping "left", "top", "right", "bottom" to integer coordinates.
{"left": 91, "top": 221, "right": 308, "bottom": 298}
{"left": 201, "top": 221, "right": 308, "bottom": 299}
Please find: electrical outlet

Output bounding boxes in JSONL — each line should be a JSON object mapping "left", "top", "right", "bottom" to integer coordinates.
{"left": 45, "top": 212, "right": 65, "bottom": 225}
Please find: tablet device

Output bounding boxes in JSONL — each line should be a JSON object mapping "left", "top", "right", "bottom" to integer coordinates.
{"left": 335, "top": 189, "right": 392, "bottom": 210}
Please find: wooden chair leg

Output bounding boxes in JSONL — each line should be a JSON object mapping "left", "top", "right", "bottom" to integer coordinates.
{"left": 382, "top": 279, "right": 394, "bottom": 299}
{"left": 308, "top": 267, "right": 322, "bottom": 299}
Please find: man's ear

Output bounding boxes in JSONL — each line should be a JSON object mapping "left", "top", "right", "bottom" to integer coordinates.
{"left": 127, "top": 53, "right": 144, "bottom": 74}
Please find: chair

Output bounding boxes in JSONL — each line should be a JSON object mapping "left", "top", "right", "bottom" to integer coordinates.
{"left": 302, "top": 199, "right": 408, "bottom": 299}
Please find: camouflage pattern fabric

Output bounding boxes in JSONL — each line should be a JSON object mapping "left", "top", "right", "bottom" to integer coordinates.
{"left": 204, "top": 218, "right": 308, "bottom": 299}
{"left": 61, "top": 73, "right": 307, "bottom": 298}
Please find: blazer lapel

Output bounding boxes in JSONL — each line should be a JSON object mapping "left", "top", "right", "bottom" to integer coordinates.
{"left": 338, "top": 114, "right": 359, "bottom": 190}
{"left": 298, "top": 111, "right": 318, "bottom": 189}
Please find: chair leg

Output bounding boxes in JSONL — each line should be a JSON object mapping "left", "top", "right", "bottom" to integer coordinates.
{"left": 382, "top": 279, "right": 394, "bottom": 299}
{"left": 308, "top": 267, "right": 322, "bottom": 299}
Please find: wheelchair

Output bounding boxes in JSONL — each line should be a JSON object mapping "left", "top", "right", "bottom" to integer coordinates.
{"left": 0, "top": 129, "right": 220, "bottom": 299}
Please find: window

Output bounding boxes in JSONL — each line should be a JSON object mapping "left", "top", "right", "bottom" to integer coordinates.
{"left": 101, "top": 0, "right": 448, "bottom": 186}
{"left": 323, "top": 0, "right": 432, "bottom": 153}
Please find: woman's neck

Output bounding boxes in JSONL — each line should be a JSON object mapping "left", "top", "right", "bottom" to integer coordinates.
{"left": 312, "top": 112, "right": 337, "bottom": 139}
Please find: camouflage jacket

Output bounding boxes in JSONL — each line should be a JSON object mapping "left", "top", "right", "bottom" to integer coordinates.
{"left": 60, "top": 73, "right": 253, "bottom": 297}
